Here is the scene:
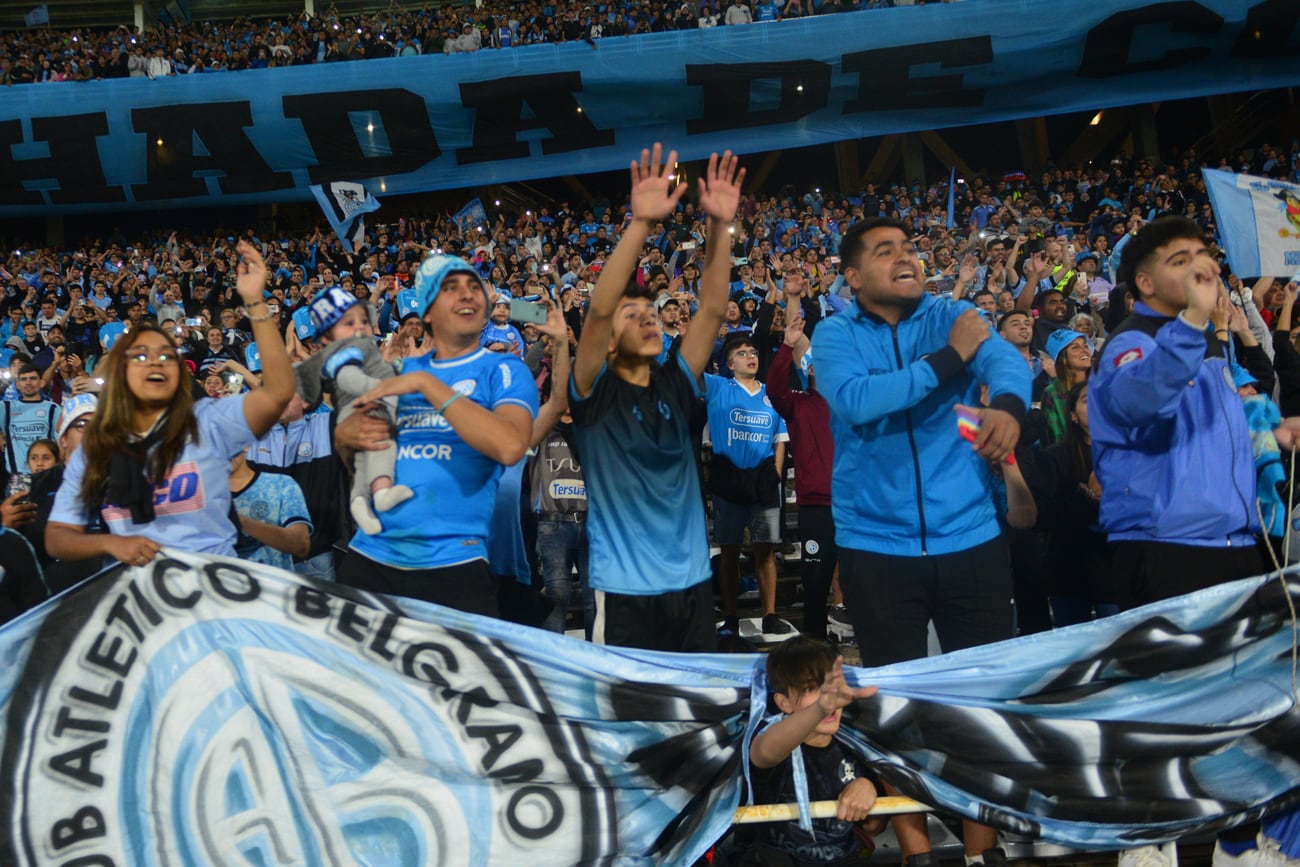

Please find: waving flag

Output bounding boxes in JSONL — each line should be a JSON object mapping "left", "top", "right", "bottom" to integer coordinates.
{"left": 310, "top": 181, "right": 380, "bottom": 254}
{"left": 0, "top": 553, "right": 1296, "bottom": 865}
{"left": 1205, "top": 168, "right": 1300, "bottom": 278}
{"left": 453, "top": 198, "right": 489, "bottom": 235}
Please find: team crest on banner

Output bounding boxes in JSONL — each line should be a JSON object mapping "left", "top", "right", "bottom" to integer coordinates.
{"left": 0, "top": 552, "right": 750, "bottom": 866}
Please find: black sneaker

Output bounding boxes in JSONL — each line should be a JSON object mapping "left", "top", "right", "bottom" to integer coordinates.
{"left": 980, "top": 847, "right": 1009, "bottom": 867}
{"left": 905, "top": 853, "right": 940, "bottom": 867}
{"left": 760, "top": 613, "right": 799, "bottom": 642}
{"left": 717, "top": 616, "right": 747, "bottom": 653}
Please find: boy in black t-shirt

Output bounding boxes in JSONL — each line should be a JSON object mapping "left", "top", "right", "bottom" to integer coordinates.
{"left": 738, "top": 638, "right": 884, "bottom": 866}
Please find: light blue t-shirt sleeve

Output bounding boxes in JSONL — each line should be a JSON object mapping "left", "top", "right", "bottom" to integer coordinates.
{"left": 199, "top": 394, "right": 257, "bottom": 460}
{"left": 50, "top": 447, "right": 88, "bottom": 526}
{"left": 488, "top": 356, "right": 540, "bottom": 416}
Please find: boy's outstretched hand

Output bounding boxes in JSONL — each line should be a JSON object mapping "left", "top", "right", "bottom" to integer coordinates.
{"left": 630, "top": 143, "right": 687, "bottom": 223}
{"left": 817, "top": 656, "right": 878, "bottom": 716}
{"left": 698, "top": 150, "right": 746, "bottom": 223}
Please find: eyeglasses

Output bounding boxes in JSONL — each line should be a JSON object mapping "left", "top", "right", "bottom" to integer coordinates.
{"left": 732, "top": 350, "right": 758, "bottom": 359}
{"left": 127, "top": 348, "right": 178, "bottom": 365}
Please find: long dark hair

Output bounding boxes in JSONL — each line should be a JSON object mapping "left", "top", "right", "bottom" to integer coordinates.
{"left": 1065, "top": 382, "right": 1091, "bottom": 486}
{"left": 79, "top": 324, "right": 199, "bottom": 508}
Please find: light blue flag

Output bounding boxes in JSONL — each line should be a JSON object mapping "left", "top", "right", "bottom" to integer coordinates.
{"left": 453, "top": 198, "right": 489, "bottom": 235}
{"left": 0, "top": 551, "right": 1296, "bottom": 865}
{"left": 310, "top": 181, "right": 381, "bottom": 255}
{"left": 1204, "top": 168, "right": 1300, "bottom": 279}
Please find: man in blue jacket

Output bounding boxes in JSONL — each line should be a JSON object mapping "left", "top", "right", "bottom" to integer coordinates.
{"left": 812, "top": 216, "right": 1030, "bottom": 867}
{"left": 1090, "top": 216, "right": 1277, "bottom": 607}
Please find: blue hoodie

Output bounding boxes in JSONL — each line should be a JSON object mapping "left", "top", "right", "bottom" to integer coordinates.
{"left": 812, "top": 293, "right": 1030, "bottom": 557}
{"left": 1089, "top": 302, "right": 1259, "bottom": 547}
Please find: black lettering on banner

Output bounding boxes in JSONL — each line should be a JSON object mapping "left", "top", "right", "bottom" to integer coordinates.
{"left": 841, "top": 36, "right": 992, "bottom": 113}
{"left": 283, "top": 89, "right": 439, "bottom": 183}
{"left": 337, "top": 601, "right": 371, "bottom": 642}
{"left": 448, "top": 684, "right": 499, "bottom": 724}
{"left": 52, "top": 707, "right": 110, "bottom": 738}
{"left": 685, "top": 61, "right": 830, "bottom": 135}
{"left": 293, "top": 586, "right": 331, "bottom": 619}
{"left": 85, "top": 632, "right": 135, "bottom": 679}
{"left": 370, "top": 612, "right": 398, "bottom": 661}
{"left": 129, "top": 102, "right": 293, "bottom": 201}
{"left": 506, "top": 786, "right": 564, "bottom": 839}
{"left": 1231, "top": 0, "right": 1300, "bottom": 57}
{"left": 0, "top": 120, "right": 40, "bottom": 206}
{"left": 1078, "top": 1, "right": 1223, "bottom": 78}
{"left": 68, "top": 680, "right": 123, "bottom": 712}
{"left": 125, "top": 578, "right": 163, "bottom": 627}
{"left": 151, "top": 558, "right": 200, "bottom": 609}
{"left": 48, "top": 740, "right": 107, "bottom": 788}
{"left": 0, "top": 114, "right": 122, "bottom": 206}
{"left": 457, "top": 72, "right": 613, "bottom": 165}
{"left": 401, "top": 642, "right": 459, "bottom": 689}
{"left": 50, "top": 806, "right": 106, "bottom": 850}
{"left": 467, "top": 723, "right": 523, "bottom": 774}
{"left": 203, "top": 562, "right": 261, "bottom": 603}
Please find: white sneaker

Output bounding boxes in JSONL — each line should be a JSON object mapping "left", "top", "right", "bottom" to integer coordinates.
{"left": 1119, "top": 844, "right": 1175, "bottom": 867}
{"left": 1215, "top": 837, "right": 1300, "bottom": 867}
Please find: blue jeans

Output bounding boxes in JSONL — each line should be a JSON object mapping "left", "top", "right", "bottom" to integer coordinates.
{"left": 536, "top": 518, "right": 591, "bottom": 634}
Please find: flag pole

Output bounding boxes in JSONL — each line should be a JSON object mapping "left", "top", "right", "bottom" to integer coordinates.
{"left": 733, "top": 796, "right": 932, "bottom": 824}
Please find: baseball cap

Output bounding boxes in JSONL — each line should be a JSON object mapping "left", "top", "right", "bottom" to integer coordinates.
{"left": 58, "top": 393, "right": 97, "bottom": 439}
{"left": 1230, "top": 362, "right": 1258, "bottom": 389}
{"left": 413, "top": 254, "right": 486, "bottom": 317}
{"left": 1075, "top": 251, "right": 1098, "bottom": 266}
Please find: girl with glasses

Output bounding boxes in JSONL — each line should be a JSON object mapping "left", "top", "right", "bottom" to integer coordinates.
{"left": 47, "top": 242, "right": 295, "bottom": 566}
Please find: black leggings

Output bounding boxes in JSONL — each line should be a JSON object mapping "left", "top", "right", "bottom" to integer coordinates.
{"left": 797, "top": 506, "right": 837, "bottom": 641}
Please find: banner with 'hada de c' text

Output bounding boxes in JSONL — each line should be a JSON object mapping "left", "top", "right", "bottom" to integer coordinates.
{"left": 0, "top": 0, "right": 1299, "bottom": 216}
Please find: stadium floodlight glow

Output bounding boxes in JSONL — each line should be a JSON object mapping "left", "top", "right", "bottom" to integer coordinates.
{"left": 494, "top": 200, "right": 501, "bottom": 206}
{"left": 367, "top": 123, "right": 375, "bottom": 133}
{"left": 156, "top": 138, "right": 164, "bottom": 147}
{"left": 576, "top": 106, "right": 583, "bottom": 113}
{"left": 796, "top": 84, "right": 803, "bottom": 92}
{"left": 1090, "top": 111, "right": 1104, "bottom": 126}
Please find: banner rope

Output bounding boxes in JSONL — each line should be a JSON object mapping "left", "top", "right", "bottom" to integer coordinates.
{"left": 1256, "top": 442, "right": 1299, "bottom": 703}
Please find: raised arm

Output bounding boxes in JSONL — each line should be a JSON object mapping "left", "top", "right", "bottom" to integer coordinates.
{"left": 530, "top": 306, "right": 572, "bottom": 448}
{"left": 233, "top": 241, "right": 294, "bottom": 437}
{"left": 680, "top": 151, "right": 745, "bottom": 377}
{"left": 573, "top": 144, "right": 686, "bottom": 397}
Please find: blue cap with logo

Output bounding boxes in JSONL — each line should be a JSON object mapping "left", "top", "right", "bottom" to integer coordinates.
{"left": 291, "top": 306, "right": 314, "bottom": 341}
{"left": 414, "top": 254, "right": 486, "bottom": 317}
{"left": 395, "top": 288, "right": 422, "bottom": 321}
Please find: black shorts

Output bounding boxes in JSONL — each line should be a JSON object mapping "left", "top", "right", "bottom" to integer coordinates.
{"left": 337, "top": 550, "right": 499, "bottom": 619}
{"left": 594, "top": 579, "right": 717, "bottom": 653}
{"left": 839, "top": 535, "right": 1014, "bottom": 668}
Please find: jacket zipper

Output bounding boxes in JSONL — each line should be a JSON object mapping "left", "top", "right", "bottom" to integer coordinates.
{"left": 891, "top": 326, "right": 928, "bottom": 555}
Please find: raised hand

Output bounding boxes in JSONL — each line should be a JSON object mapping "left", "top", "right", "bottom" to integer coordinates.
{"left": 629, "top": 143, "right": 686, "bottom": 223}
{"left": 816, "top": 657, "right": 878, "bottom": 716}
{"left": 697, "top": 150, "right": 746, "bottom": 223}
{"left": 233, "top": 240, "right": 268, "bottom": 305}
{"left": 536, "top": 298, "right": 567, "bottom": 340}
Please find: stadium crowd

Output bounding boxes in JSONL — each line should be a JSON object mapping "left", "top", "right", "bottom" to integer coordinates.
{"left": 0, "top": 0, "right": 947, "bottom": 83}
{"left": 0, "top": 137, "right": 1295, "bottom": 865}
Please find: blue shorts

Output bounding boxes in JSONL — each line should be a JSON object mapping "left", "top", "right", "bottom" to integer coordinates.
{"left": 712, "top": 494, "right": 781, "bottom": 546}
